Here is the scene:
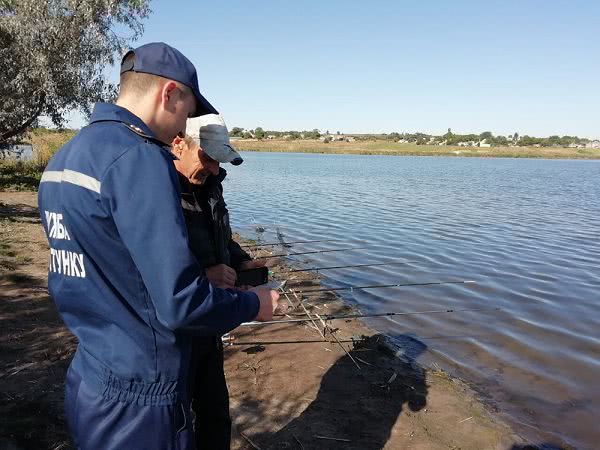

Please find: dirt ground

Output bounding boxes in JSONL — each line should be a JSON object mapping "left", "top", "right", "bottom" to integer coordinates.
{"left": 1, "top": 191, "right": 535, "bottom": 450}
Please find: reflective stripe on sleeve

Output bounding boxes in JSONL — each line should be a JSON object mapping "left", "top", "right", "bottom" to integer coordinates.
{"left": 41, "top": 169, "right": 101, "bottom": 194}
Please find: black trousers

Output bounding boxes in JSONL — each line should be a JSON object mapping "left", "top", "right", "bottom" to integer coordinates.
{"left": 190, "top": 337, "right": 231, "bottom": 450}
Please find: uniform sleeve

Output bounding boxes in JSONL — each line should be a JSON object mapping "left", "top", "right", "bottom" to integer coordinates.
{"left": 100, "top": 144, "right": 259, "bottom": 335}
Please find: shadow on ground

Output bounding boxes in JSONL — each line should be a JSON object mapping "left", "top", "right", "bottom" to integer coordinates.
{"left": 510, "top": 443, "right": 571, "bottom": 450}
{"left": 0, "top": 201, "right": 41, "bottom": 223}
{"left": 0, "top": 197, "right": 75, "bottom": 449}
{"left": 238, "top": 334, "right": 428, "bottom": 450}
{"left": 0, "top": 270, "right": 76, "bottom": 449}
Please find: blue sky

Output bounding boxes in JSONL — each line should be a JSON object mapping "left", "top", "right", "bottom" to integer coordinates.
{"left": 69, "top": 0, "right": 599, "bottom": 138}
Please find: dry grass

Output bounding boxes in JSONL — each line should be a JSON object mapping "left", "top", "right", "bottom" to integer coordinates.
{"left": 28, "top": 129, "right": 76, "bottom": 167}
{"left": 1, "top": 129, "right": 75, "bottom": 191}
{"left": 234, "top": 139, "right": 600, "bottom": 160}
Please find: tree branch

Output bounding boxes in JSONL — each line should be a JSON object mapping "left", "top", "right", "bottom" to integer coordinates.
{"left": 0, "top": 94, "right": 45, "bottom": 143}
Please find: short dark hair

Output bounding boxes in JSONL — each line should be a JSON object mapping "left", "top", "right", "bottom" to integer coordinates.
{"left": 118, "top": 53, "right": 162, "bottom": 99}
{"left": 118, "top": 53, "right": 193, "bottom": 101}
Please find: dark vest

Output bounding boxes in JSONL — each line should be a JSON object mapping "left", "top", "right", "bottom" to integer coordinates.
{"left": 180, "top": 169, "right": 232, "bottom": 268}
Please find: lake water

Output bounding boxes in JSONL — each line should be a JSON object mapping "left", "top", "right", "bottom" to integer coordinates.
{"left": 0, "top": 144, "right": 34, "bottom": 160}
{"left": 224, "top": 152, "right": 599, "bottom": 450}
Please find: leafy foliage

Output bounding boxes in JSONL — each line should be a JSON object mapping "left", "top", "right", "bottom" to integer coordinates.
{"left": 0, "top": 0, "right": 150, "bottom": 143}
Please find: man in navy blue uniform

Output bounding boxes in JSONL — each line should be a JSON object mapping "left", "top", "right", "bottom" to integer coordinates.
{"left": 37, "top": 42, "right": 279, "bottom": 450}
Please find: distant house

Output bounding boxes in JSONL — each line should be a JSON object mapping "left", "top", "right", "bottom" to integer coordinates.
{"left": 327, "top": 135, "right": 355, "bottom": 142}
{"left": 586, "top": 140, "right": 600, "bottom": 149}
{"left": 478, "top": 140, "right": 491, "bottom": 148}
{"left": 266, "top": 135, "right": 276, "bottom": 140}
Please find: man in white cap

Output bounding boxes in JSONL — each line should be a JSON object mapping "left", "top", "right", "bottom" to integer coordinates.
{"left": 171, "top": 114, "right": 265, "bottom": 449}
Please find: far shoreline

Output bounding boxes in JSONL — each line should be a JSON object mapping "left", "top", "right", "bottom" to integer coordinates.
{"left": 234, "top": 139, "right": 600, "bottom": 160}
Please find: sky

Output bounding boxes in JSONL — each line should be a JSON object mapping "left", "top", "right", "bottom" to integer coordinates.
{"left": 66, "top": 0, "right": 600, "bottom": 138}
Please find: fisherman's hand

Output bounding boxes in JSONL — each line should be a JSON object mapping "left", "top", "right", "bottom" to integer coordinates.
{"left": 251, "top": 287, "right": 279, "bottom": 322}
{"left": 205, "top": 264, "right": 237, "bottom": 289}
{"left": 238, "top": 259, "right": 267, "bottom": 270}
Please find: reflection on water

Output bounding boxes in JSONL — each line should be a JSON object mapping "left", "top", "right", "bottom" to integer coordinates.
{"left": 225, "top": 152, "right": 600, "bottom": 450}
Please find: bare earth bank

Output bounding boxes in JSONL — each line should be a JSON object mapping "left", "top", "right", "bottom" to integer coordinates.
{"left": 1, "top": 191, "right": 539, "bottom": 450}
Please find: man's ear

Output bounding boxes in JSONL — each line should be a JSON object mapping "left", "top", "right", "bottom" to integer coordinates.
{"left": 161, "top": 81, "right": 179, "bottom": 110}
{"left": 171, "top": 135, "right": 184, "bottom": 147}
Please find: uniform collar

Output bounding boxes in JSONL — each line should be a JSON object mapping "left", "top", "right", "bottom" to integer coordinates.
{"left": 89, "top": 103, "right": 158, "bottom": 140}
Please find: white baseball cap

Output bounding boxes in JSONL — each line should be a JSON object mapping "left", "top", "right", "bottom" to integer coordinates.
{"left": 186, "top": 114, "right": 243, "bottom": 165}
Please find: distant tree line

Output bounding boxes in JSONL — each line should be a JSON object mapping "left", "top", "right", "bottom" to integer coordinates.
{"left": 230, "top": 127, "right": 594, "bottom": 147}
{"left": 230, "top": 127, "right": 323, "bottom": 140}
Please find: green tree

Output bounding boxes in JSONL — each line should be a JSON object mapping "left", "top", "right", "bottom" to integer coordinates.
{"left": 547, "top": 135, "right": 561, "bottom": 147}
{"left": 303, "top": 128, "right": 320, "bottom": 139}
{"left": 229, "top": 127, "right": 244, "bottom": 137}
{"left": 479, "top": 131, "right": 493, "bottom": 141}
{"left": 493, "top": 135, "right": 509, "bottom": 146}
{"left": 254, "top": 127, "right": 265, "bottom": 139}
{"left": 0, "top": 0, "right": 150, "bottom": 143}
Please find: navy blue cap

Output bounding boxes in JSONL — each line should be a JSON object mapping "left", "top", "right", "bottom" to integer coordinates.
{"left": 120, "top": 42, "right": 218, "bottom": 117}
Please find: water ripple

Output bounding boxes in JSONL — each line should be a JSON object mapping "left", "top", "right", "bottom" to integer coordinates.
{"left": 226, "top": 153, "right": 600, "bottom": 449}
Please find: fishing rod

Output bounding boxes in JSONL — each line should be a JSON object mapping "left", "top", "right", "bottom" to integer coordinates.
{"left": 252, "top": 245, "right": 374, "bottom": 260}
{"left": 286, "top": 260, "right": 419, "bottom": 273}
{"left": 241, "top": 306, "right": 498, "bottom": 327}
{"left": 225, "top": 338, "right": 357, "bottom": 346}
{"left": 280, "top": 280, "right": 475, "bottom": 296}
{"left": 242, "top": 238, "right": 352, "bottom": 248}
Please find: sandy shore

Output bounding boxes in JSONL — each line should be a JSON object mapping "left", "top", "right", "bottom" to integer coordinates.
{"left": 1, "top": 191, "right": 530, "bottom": 449}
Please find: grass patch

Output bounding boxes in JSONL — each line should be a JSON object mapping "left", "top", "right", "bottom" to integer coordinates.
{"left": 28, "top": 128, "right": 76, "bottom": 167}
{"left": 15, "top": 255, "right": 33, "bottom": 264}
{"left": 0, "top": 160, "right": 43, "bottom": 191}
{"left": 0, "top": 128, "right": 75, "bottom": 191}
{"left": 0, "top": 272, "right": 38, "bottom": 284}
